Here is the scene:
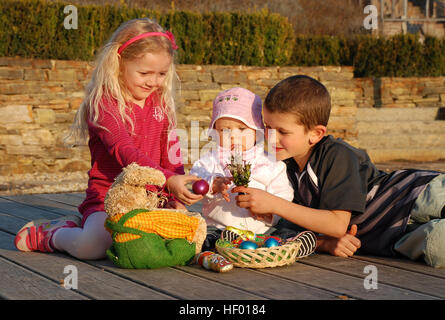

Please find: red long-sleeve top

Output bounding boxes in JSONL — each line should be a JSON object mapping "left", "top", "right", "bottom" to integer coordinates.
{"left": 78, "top": 93, "right": 184, "bottom": 226}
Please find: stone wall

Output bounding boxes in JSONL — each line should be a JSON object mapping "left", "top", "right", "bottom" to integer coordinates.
{"left": 354, "top": 77, "right": 445, "bottom": 162}
{"left": 0, "top": 56, "right": 444, "bottom": 176}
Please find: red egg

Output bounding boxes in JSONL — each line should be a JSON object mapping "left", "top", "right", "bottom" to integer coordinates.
{"left": 192, "top": 179, "right": 209, "bottom": 195}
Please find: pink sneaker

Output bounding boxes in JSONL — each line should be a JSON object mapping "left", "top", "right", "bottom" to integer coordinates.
{"left": 14, "top": 215, "right": 81, "bottom": 253}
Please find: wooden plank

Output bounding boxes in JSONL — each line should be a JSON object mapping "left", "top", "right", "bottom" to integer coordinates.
{"left": 0, "top": 206, "right": 263, "bottom": 300}
{"left": 258, "top": 255, "right": 438, "bottom": 300}
{"left": 3, "top": 193, "right": 442, "bottom": 300}
{"left": 88, "top": 258, "right": 264, "bottom": 300}
{"left": 0, "top": 212, "right": 29, "bottom": 235}
{"left": 54, "top": 192, "right": 86, "bottom": 202}
{"left": 0, "top": 197, "right": 62, "bottom": 221}
{"left": 353, "top": 255, "right": 445, "bottom": 279}
{"left": 301, "top": 254, "right": 445, "bottom": 299}
{"left": 69, "top": 192, "right": 86, "bottom": 199}
{"left": 0, "top": 231, "right": 173, "bottom": 300}
{"left": 175, "top": 263, "right": 339, "bottom": 300}
{"left": 2, "top": 194, "right": 80, "bottom": 216}
{"left": 0, "top": 256, "right": 88, "bottom": 300}
{"left": 35, "top": 193, "right": 83, "bottom": 207}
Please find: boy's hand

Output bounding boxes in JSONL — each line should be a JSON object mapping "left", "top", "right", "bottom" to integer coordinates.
{"left": 319, "top": 224, "right": 361, "bottom": 257}
{"left": 166, "top": 174, "right": 204, "bottom": 206}
{"left": 232, "top": 186, "right": 276, "bottom": 215}
{"left": 212, "top": 176, "right": 233, "bottom": 202}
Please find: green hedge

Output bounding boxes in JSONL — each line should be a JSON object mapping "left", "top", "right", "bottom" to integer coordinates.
{"left": 1, "top": 0, "right": 445, "bottom": 76}
{"left": 292, "top": 34, "right": 445, "bottom": 77}
{"left": 0, "top": 0, "right": 294, "bottom": 66}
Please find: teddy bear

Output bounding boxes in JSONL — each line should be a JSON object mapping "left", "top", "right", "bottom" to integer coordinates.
{"left": 103, "top": 163, "right": 207, "bottom": 269}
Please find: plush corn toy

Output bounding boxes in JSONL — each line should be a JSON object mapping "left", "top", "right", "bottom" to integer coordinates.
{"left": 103, "top": 163, "right": 207, "bottom": 269}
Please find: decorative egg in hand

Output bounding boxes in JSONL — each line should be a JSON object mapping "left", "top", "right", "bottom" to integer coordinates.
{"left": 239, "top": 240, "right": 258, "bottom": 250}
{"left": 192, "top": 179, "right": 209, "bottom": 195}
{"left": 264, "top": 237, "right": 280, "bottom": 248}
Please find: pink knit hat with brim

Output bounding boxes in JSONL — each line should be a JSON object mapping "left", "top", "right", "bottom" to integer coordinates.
{"left": 209, "top": 87, "right": 264, "bottom": 133}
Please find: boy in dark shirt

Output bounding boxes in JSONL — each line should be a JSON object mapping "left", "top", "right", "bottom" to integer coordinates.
{"left": 233, "top": 75, "right": 445, "bottom": 268}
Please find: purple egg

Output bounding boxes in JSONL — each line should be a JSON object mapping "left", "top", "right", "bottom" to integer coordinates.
{"left": 239, "top": 241, "right": 258, "bottom": 250}
{"left": 192, "top": 179, "right": 209, "bottom": 195}
{"left": 264, "top": 237, "right": 280, "bottom": 248}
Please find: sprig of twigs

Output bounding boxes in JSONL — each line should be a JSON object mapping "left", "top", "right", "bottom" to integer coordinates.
{"left": 224, "top": 146, "right": 251, "bottom": 187}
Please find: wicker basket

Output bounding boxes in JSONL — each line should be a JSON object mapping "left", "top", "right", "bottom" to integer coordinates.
{"left": 215, "top": 239, "right": 301, "bottom": 268}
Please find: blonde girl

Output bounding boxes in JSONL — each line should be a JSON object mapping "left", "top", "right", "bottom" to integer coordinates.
{"left": 15, "top": 18, "right": 203, "bottom": 260}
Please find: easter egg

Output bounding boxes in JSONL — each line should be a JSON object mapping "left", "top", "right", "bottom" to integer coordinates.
{"left": 264, "top": 237, "right": 280, "bottom": 248}
{"left": 221, "top": 229, "right": 240, "bottom": 242}
{"left": 239, "top": 241, "right": 258, "bottom": 250}
{"left": 216, "top": 240, "right": 235, "bottom": 248}
{"left": 192, "top": 179, "right": 209, "bottom": 195}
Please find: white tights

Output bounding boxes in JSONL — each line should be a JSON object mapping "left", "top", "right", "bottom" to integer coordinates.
{"left": 52, "top": 211, "right": 112, "bottom": 260}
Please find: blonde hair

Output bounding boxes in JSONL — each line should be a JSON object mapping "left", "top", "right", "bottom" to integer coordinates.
{"left": 66, "top": 18, "right": 179, "bottom": 145}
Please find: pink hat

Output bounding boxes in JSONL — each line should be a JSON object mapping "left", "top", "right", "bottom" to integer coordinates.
{"left": 209, "top": 87, "right": 264, "bottom": 131}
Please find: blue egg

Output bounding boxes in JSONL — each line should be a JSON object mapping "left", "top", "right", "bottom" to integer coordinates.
{"left": 239, "top": 241, "right": 258, "bottom": 250}
{"left": 264, "top": 237, "right": 280, "bottom": 248}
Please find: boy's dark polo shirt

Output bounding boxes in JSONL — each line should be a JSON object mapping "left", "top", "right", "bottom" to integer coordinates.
{"left": 283, "top": 135, "right": 440, "bottom": 256}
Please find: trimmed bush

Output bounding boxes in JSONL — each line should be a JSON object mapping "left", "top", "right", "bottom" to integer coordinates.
{"left": 0, "top": 0, "right": 294, "bottom": 66}
{"left": 292, "top": 34, "right": 445, "bottom": 77}
{"left": 1, "top": 0, "right": 444, "bottom": 76}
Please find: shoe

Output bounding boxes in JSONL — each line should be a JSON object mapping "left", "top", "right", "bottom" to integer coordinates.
{"left": 14, "top": 215, "right": 81, "bottom": 253}
{"left": 287, "top": 231, "right": 317, "bottom": 259}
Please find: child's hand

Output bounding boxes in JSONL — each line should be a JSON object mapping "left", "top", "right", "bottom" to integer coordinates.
{"left": 164, "top": 200, "right": 187, "bottom": 210}
{"left": 231, "top": 186, "right": 276, "bottom": 215}
{"left": 252, "top": 213, "right": 273, "bottom": 224}
{"left": 166, "top": 174, "right": 204, "bottom": 206}
{"left": 212, "top": 176, "right": 233, "bottom": 201}
{"left": 318, "top": 225, "right": 361, "bottom": 257}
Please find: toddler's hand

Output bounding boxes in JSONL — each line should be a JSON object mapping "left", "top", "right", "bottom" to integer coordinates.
{"left": 212, "top": 176, "right": 233, "bottom": 202}
{"left": 252, "top": 213, "right": 273, "bottom": 224}
{"left": 166, "top": 174, "right": 203, "bottom": 206}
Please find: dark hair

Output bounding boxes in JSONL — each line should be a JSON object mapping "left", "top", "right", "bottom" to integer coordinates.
{"left": 264, "top": 75, "right": 331, "bottom": 131}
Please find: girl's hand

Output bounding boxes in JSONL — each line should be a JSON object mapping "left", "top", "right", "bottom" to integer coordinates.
{"left": 318, "top": 225, "right": 361, "bottom": 257}
{"left": 166, "top": 174, "right": 203, "bottom": 206}
{"left": 231, "top": 186, "right": 276, "bottom": 216}
{"left": 212, "top": 176, "right": 233, "bottom": 202}
{"left": 164, "top": 200, "right": 187, "bottom": 210}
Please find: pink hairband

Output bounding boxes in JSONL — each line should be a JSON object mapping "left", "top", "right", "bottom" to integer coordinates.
{"left": 117, "top": 31, "right": 178, "bottom": 55}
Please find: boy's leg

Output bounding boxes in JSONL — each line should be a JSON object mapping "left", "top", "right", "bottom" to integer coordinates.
{"left": 394, "top": 219, "right": 445, "bottom": 268}
{"left": 270, "top": 219, "right": 317, "bottom": 258}
{"left": 52, "top": 211, "right": 112, "bottom": 260}
{"left": 394, "top": 174, "right": 445, "bottom": 268}
{"left": 410, "top": 174, "right": 445, "bottom": 223}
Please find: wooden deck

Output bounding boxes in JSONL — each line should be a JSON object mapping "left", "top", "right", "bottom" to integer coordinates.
{"left": 1, "top": 192, "right": 445, "bottom": 301}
